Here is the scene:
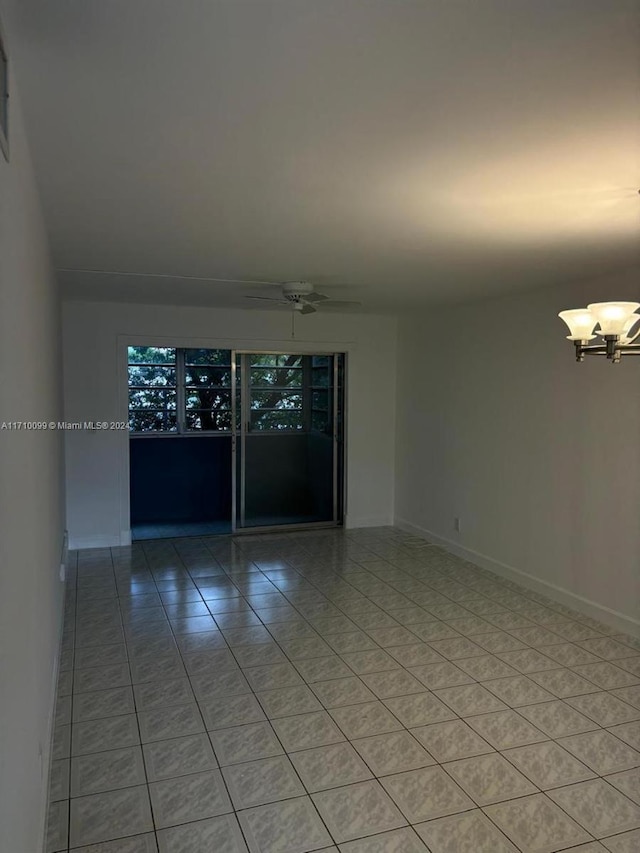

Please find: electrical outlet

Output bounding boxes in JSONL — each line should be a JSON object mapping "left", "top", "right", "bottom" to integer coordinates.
{"left": 453, "top": 517, "right": 461, "bottom": 533}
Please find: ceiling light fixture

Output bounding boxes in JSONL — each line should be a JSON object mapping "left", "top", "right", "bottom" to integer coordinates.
{"left": 558, "top": 301, "right": 640, "bottom": 363}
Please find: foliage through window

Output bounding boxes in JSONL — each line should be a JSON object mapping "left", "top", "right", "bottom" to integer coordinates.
{"left": 184, "top": 349, "right": 232, "bottom": 431}
{"left": 310, "top": 355, "right": 332, "bottom": 434}
{"left": 128, "top": 348, "right": 342, "bottom": 435}
{"left": 249, "top": 354, "right": 304, "bottom": 432}
{"left": 128, "top": 347, "right": 177, "bottom": 432}
{"left": 128, "top": 346, "right": 232, "bottom": 433}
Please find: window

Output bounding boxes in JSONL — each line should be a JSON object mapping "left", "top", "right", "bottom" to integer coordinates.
{"left": 128, "top": 347, "right": 177, "bottom": 432}
{"left": 248, "top": 354, "right": 303, "bottom": 432}
{"left": 128, "top": 346, "right": 232, "bottom": 433}
{"left": 128, "top": 348, "right": 343, "bottom": 436}
{"left": 184, "top": 348, "right": 232, "bottom": 431}
{"left": 310, "top": 355, "right": 332, "bottom": 434}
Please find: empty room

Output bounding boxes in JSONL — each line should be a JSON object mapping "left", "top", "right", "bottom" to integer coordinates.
{"left": 1, "top": 1, "right": 639, "bottom": 852}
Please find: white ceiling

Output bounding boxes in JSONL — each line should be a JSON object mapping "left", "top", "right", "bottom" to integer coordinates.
{"left": 6, "top": 0, "right": 640, "bottom": 311}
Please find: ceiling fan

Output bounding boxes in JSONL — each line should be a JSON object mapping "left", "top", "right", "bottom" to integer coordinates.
{"left": 244, "top": 281, "right": 361, "bottom": 314}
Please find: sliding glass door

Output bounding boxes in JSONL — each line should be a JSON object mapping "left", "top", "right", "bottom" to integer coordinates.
{"left": 233, "top": 352, "right": 344, "bottom": 531}
{"left": 128, "top": 346, "right": 345, "bottom": 537}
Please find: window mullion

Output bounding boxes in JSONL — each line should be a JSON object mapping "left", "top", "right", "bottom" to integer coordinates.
{"left": 302, "top": 355, "right": 312, "bottom": 432}
{"left": 177, "top": 349, "right": 186, "bottom": 434}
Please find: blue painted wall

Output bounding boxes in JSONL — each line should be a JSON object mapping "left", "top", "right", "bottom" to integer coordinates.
{"left": 130, "top": 436, "right": 232, "bottom": 524}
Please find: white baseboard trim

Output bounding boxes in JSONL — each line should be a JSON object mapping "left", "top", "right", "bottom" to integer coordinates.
{"left": 345, "top": 515, "right": 394, "bottom": 529}
{"left": 68, "top": 534, "right": 122, "bottom": 550}
{"left": 67, "top": 530, "right": 132, "bottom": 549}
{"left": 395, "top": 516, "right": 640, "bottom": 638}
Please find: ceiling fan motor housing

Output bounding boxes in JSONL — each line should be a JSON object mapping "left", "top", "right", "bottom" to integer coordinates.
{"left": 282, "top": 281, "right": 314, "bottom": 302}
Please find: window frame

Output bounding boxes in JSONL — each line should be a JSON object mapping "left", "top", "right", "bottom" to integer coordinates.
{"left": 128, "top": 347, "right": 234, "bottom": 437}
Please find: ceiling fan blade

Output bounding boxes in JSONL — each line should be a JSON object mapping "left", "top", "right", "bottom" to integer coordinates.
{"left": 55, "top": 269, "right": 285, "bottom": 286}
{"left": 305, "top": 292, "right": 329, "bottom": 303}
{"left": 300, "top": 303, "right": 317, "bottom": 315}
{"left": 245, "top": 295, "right": 287, "bottom": 303}
{"left": 321, "top": 300, "right": 362, "bottom": 308}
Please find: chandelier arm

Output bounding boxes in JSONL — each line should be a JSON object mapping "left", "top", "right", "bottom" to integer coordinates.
{"left": 575, "top": 342, "right": 640, "bottom": 362}
{"left": 575, "top": 341, "right": 605, "bottom": 353}
{"left": 574, "top": 340, "right": 607, "bottom": 362}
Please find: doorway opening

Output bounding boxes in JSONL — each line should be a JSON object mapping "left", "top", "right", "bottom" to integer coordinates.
{"left": 128, "top": 346, "right": 345, "bottom": 539}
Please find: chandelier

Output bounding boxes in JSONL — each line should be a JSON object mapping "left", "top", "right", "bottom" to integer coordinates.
{"left": 558, "top": 302, "right": 640, "bottom": 363}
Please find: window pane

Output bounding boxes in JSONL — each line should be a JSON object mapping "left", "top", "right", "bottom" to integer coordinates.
{"left": 250, "top": 354, "right": 303, "bottom": 368}
{"left": 250, "top": 354, "right": 277, "bottom": 367}
{"left": 186, "top": 410, "right": 232, "bottom": 431}
{"left": 312, "top": 355, "right": 330, "bottom": 367}
{"left": 185, "top": 390, "right": 231, "bottom": 410}
{"left": 185, "top": 366, "right": 231, "bottom": 386}
{"left": 129, "top": 389, "right": 177, "bottom": 409}
{"left": 250, "top": 368, "right": 302, "bottom": 387}
{"left": 251, "top": 392, "right": 302, "bottom": 410}
{"left": 312, "top": 411, "right": 331, "bottom": 432}
{"left": 128, "top": 365, "right": 176, "bottom": 387}
{"left": 250, "top": 410, "right": 303, "bottom": 431}
{"left": 129, "top": 411, "right": 178, "bottom": 432}
{"left": 128, "top": 346, "right": 175, "bottom": 364}
{"left": 128, "top": 346, "right": 176, "bottom": 432}
{"left": 311, "top": 366, "right": 330, "bottom": 387}
{"left": 184, "top": 348, "right": 231, "bottom": 366}
{"left": 312, "top": 390, "right": 329, "bottom": 411}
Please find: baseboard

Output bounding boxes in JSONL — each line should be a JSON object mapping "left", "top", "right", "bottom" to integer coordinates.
{"left": 395, "top": 516, "right": 640, "bottom": 638}
{"left": 345, "top": 515, "right": 394, "bottom": 529}
{"left": 67, "top": 533, "right": 122, "bottom": 550}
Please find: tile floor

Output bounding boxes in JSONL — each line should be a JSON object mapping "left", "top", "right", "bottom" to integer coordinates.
{"left": 46, "top": 526, "right": 640, "bottom": 852}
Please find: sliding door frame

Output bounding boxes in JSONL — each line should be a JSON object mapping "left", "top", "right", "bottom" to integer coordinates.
{"left": 231, "top": 349, "right": 345, "bottom": 535}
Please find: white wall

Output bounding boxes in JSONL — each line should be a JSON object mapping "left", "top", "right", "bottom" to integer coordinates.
{"left": 395, "top": 269, "right": 640, "bottom": 633}
{"left": 62, "top": 301, "right": 397, "bottom": 546}
{"left": 0, "top": 72, "right": 65, "bottom": 853}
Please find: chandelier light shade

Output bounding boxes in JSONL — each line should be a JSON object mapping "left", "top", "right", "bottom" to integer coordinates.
{"left": 558, "top": 308, "right": 597, "bottom": 340}
{"left": 620, "top": 313, "right": 640, "bottom": 345}
{"left": 559, "top": 301, "right": 640, "bottom": 363}
{"left": 586, "top": 302, "right": 640, "bottom": 335}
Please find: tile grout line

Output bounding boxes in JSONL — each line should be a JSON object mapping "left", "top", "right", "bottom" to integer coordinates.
{"left": 123, "top": 543, "right": 161, "bottom": 852}
{"left": 157, "top": 539, "right": 339, "bottom": 850}
{"left": 52, "top": 528, "right": 640, "bottom": 851}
